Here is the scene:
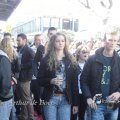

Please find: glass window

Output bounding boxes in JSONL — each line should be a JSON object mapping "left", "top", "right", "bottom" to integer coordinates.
{"left": 43, "top": 17, "right": 50, "bottom": 27}
{"left": 62, "top": 19, "right": 72, "bottom": 30}
{"left": 51, "top": 18, "right": 59, "bottom": 28}
{"left": 35, "top": 17, "right": 41, "bottom": 32}
{"left": 74, "top": 19, "right": 79, "bottom": 32}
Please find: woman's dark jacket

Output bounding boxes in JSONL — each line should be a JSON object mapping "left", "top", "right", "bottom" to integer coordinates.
{"left": 37, "top": 55, "right": 79, "bottom": 106}
{"left": 80, "top": 47, "right": 120, "bottom": 99}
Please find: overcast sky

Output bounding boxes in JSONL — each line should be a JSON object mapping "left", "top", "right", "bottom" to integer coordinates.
{"left": 1, "top": 0, "right": 120, "bottom": 32}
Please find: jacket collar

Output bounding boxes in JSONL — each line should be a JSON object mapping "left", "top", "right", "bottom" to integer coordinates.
{"left": 95, "top": 47, "right": 119, "bottom": 65}
{"left": 0, "top": 50, "right": 9, "bottom": 59}
{"left": 18, "top": 45, "right": 28, "bottom": 53}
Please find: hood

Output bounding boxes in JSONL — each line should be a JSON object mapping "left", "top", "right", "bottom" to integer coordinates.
{"left": 95, "top": 47, "right": 118, "bottom": 57}
{"left": 95, "top": 47, "right": 104, "bottom": 56}
{"left": 95, "top": 47, "right": 119, "bottom": 64}
{"left": 0, "top": 50, "right": 9, "bottom": 58}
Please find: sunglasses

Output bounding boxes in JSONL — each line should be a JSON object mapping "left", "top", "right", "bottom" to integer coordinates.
{"left": 81, "top": 50, "right": 89, "bottom": 54}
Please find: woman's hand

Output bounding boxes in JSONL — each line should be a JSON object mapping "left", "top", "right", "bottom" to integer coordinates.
{"left": 72, "top": 106, "right": 78, "bottom": 114}
{"left": 50, "top": 78, "right": 63, "bottom": 86}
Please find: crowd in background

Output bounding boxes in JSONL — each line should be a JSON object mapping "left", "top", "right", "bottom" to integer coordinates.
{"left": 0, "top": 26, "right": 120, "bottom": 120}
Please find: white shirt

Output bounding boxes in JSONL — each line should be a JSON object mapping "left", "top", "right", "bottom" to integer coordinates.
{"left": 78, "top": 62, "right": 85, "bottom": 94}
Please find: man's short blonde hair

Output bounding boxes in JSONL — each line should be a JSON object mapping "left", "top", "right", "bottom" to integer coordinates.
{"left": 103, "top": 26, "right": 120, "bottom": 41}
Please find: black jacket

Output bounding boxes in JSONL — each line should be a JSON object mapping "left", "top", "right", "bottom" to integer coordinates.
{"left": 81, "top": 47, "right": 120, "bottom": 99}
{"left": 18, "top": 45, "right": 35, "bottom": 81}
{"left": 33, "top": 44, "right": 45, "bottom": 78}
{"left": 34, "top": 44, "right": 45, "bottom": 63}
{"left": 37, "top": 55, "right": 79, "bottom": 106}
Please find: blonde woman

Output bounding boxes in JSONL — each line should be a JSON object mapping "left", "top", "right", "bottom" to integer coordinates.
{"left": 0, "top": 38, "right": 17, "bottom": 61}
{"left": 37, "top": 32, "right": 79, "bottom": 120}
{"left": 0, "top": 38, "right": 19, "bottom": 79}
{"left": 0, "top": 38, "right": 15, "bottom": 120}
{"left": 0, "top": 38, "right": 19, "bottom": 120}
{"left": 71, "top": 45, "right": 90, "bottom": 120}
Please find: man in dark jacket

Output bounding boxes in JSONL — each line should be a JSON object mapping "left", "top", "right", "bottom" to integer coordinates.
{"left": 31, "top": 34, "right": 45, "bottom": 118}
{"left": 81, "top": 28, "right": 120, "bottom": 120}
{"left": 16, "top": 33, "right": 35, "bottom": 120}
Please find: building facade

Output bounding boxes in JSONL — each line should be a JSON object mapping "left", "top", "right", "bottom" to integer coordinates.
{"left": 11, "top": 16, "right": 79, "bottom": 37}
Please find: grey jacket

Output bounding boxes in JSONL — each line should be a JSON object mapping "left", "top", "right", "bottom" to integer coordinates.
{"left": 0, "top": 50, "right": 13, "bottom": 101}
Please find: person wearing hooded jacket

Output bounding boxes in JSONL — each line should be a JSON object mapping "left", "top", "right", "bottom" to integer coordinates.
{"left": 0, "top": 38, "right": 13, "bottom": 120}
{"left": 81, "top": 29, "right": 120, "bottom": 120}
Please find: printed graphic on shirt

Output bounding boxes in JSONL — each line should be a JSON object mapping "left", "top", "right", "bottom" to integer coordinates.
{"left": 101, "top": 55, "right": 112, "bottom": 99}
{"left": 101, "top": 66, "right": 111, "bottom": 85}
{"left": 54, "top": 60, "right": 66, "bottom": 93}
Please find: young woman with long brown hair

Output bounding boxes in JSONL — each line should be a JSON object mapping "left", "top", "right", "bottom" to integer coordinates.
{"left": 37, "top": 32, "right": 79, "bottom": 120}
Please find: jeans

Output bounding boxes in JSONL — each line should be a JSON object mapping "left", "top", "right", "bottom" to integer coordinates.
{"left": 91, "top": 104, "right": 118, "bottom": 120}
{"left": 43, "top": 95, "right": 71, "bottom": 120}
{"left": 0, "top": 99, "right": 13, "bottom": 120}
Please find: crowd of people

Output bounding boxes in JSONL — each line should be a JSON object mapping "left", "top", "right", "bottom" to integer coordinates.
{"left": 0, "top": 26, "right": 120, "bottom": 120}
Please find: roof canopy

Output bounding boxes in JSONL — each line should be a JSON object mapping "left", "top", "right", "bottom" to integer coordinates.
{"left": 0, "top": 0, "right": 21, "bottom": 21}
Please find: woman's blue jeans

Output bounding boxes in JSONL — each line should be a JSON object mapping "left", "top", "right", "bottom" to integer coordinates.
{"left": 43, "top": 95, "right": 71, "bottom": 120}
{"left": 0, "top": 99, "right": 13, "bottom": 120}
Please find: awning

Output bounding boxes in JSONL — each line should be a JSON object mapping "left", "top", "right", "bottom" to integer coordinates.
{"left": 0, "top": 0, "right": 21, "bottom": 21}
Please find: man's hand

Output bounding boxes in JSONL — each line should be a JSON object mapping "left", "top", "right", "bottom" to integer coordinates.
{"left": 108, "top": 92, "right": 120, "bottom": 102}
{"left": 87, "top": 98, "right": 97, "bottom": 110}
{"left": 72, "top": 106, "right": 78, "bottom": 114}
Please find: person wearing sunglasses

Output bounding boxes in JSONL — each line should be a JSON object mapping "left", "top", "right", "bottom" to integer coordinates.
{"left": 71, "top": 45, "right": 90, "bottom": 120}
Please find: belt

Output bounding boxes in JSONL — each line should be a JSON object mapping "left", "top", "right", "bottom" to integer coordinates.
{"left": 54, "top": 93, "right": 64, "bottom": 96}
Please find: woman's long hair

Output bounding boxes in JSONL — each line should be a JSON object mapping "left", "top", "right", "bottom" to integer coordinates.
{"left": 0, "top": 38, "right": 17, "bottom": 62}
{"left": 47, "top": 32, "right": 76, "bottom": 71}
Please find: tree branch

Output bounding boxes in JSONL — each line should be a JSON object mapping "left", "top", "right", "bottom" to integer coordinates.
{"left": 100, "top": 0, "right": 113, "bottom": 9}
{"left": 78, "top": 0, "right": 91, "bottom": 9}
{"left": 100, "top": 1, "right": 106, "bottom": 8}
{"left": 78, "top": 0, "right": 113, "bottom": 25}
{"left": 108, "top": 0, "right": 113, "bottom": 9}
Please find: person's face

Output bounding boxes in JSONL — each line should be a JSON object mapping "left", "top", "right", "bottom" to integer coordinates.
{"left": 54, "top": 35, "right": 65, "bottom": 51}
{"left": 104, "top": 34, "right": 119, "bottom": 51}
{"left": 78, "top": 48, "right": 89, "bottom": 61}
{"left": 48, "top": 30, "right": 57, "bottom": 39}
{"left": 34, "top": 36, "right": 41, "bottom": 47}
{"left": 17, "top": 36, "right": 25, "bottom": 47}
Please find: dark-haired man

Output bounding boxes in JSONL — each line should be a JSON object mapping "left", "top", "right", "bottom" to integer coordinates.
{"left": 17, "top": 33, "right": 35, "bottom": 120}
{"left": 47, "top": 27, "right": 57, "bottom": 39}
{"left": 44, "top": 27, "right": 57, "bottom": 54}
